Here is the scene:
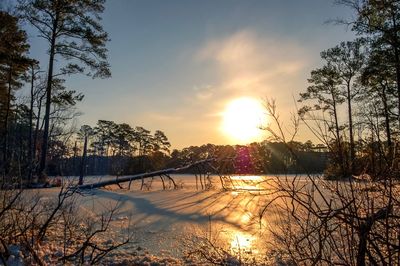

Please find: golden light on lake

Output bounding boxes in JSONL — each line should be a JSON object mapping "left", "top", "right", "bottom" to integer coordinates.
{"left": 230, "top": 232, "right": 257, "bottom": 255}
{"left": 221, "top": 97, "right": 265, "bottom": 143}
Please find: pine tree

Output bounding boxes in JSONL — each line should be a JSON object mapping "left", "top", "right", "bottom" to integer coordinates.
{"left": 0, "top": 11, "right": 30, "bottom": 177}
{"left": 18, "top": 0, "right": 110, "bottom": 181}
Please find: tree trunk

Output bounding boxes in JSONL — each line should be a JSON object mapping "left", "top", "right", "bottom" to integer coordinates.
{"left": 73, "top": 141, "right": 77, "bottom": 176}
{"left": 393, "top": 45, "right": 400, "bottom": 131}
{"left": 79, "top": 136, "right": 88, "bottom": 185}
{"left": 2, "top": 65, "right": 13, "bottom": 177}
{"left": 357, "top": 225, "right": 368, "bottom": 266}
{"left": 38, "top": 16, "right": 58, "bottom": 181}
{"left": 78, "top": 158, "right": 214, "bottom": 190}
{"left": 346, "top": 82, "right": 355, "bottom": 173}
{"left": 32, "top": 92, "right": 43, "bottom": 171}
{"left": 391, "top": 14, "right": 400, "bottom": 131}
{"left": 332, "top": 95, "right": 346, "bottom": 177}
{"left": 381, "top": 85, "right": 392, "bottom": 161}
{"left": 28, "top": 65, "right": 35, "bottom": 184}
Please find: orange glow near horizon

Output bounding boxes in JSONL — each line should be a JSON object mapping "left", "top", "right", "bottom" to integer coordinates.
{"left": 221, "top": 97, "right": 265, "bottom": 144}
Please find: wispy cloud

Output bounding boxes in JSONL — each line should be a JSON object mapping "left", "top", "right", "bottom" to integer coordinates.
{"left": 177, "top": 29, "right": 313, "bottom": 145}
{"left": 193, "top": 84, "right": 214, "bottom": 100}
{"left": 195, "top": 29, "right": 309, "bottom": 97}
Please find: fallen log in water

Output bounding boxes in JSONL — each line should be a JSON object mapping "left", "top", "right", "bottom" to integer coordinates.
{"left": 78, "top": 158, "right": 215, "bottom": 190}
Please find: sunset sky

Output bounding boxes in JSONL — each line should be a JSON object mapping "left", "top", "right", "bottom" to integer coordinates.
{"left": 25, "top": 0, "right": 355, "bottom": 149}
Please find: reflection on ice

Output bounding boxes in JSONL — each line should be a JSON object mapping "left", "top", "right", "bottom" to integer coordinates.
{"left": 230, "top": 175, "right": 263, "bottom": 181}
{"left": 228, "top": 175, "right": 269, "bottom": 194}
{"left": 75, "top": 174, "right": 284, "bottom": 261}
{"left": 240, "top": 212, "right": 251, "bottom": 223}
{"left": 230, "top": 232, "right": 258, "bottom": 255}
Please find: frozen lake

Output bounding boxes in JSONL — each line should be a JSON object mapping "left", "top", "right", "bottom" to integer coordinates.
{"left": 41, "top": 174, "right": 321, "bottom": 264}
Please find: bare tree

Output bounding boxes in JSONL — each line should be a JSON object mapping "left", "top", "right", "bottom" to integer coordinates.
{"left": 261, "top": 99, "right": 400, "bottom": 266}
{"left": 0, "top": 183, "right": 132, "bottom": 265}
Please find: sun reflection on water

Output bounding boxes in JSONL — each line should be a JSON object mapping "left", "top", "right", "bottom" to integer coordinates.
{"left": 219, "top": 175, "right": 268, "bottom": 259}
{"left": 230, "top": 232, "right": 258, "bottom": 255}
{"left": 230, "top": 175, "right": 263, "bottom": 181}
{"left": 229, "top": 175, "right": 267, "bottom": 194}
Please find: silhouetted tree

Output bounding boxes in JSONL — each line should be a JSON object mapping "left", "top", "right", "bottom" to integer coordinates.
{"left": 0, "top": 11, "right": 30, "bottom": 178}
{"left": 18, "top": 0, "right": 110, "bottom": 181}
{"left": 337, "top": 0, "right": 400, "bottom": 128}
{"left": 321, "top": 39, "right": 366, "bottom": 172}
{"left": 78, "top": 125, "right": 93, "bottom": 185}
{"left": 153, "top": 130, "right": 171, "bottom": 154}
{"left": 299, "top": 63, "right": 347, "bottom": 176}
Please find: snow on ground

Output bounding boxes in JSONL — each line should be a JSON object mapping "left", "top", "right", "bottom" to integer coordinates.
{"left": 30, "top": 174, "right": 309, "bottom": 265}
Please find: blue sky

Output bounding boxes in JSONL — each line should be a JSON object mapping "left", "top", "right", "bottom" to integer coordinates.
{"left": 24, "top": 0, "right": 356, "bottom": 148}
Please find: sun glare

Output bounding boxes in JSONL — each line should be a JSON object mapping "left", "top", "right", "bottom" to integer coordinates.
{"left": 222, "top": 97, "right": 265, "bottom": 143}
{"left": 230, "top": 232, "right": 257, "bottom": 254}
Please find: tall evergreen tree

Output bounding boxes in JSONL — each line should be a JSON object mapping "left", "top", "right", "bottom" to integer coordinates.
{"left": 18, "top": 0, "right": 110, "bottom": 181}
{"left": 153, "top": 130, "right": 171, "bottom": 154}
{"left": 299, "top": 64, "right": 346, "bottom": 176}
{"left": 337, "top": 0, "right": 400, "bottom": 128}
{"left": 78, "top": 124, "right": 93, "bottom": 185}
{"left": 321, "top": 39, "right": 366, "bottom": 172}
{"left": 0, "top": 11, "right": 30, "bottom": 177}
{"left": 361, "top": 45, "right": 397, "bottom": 164}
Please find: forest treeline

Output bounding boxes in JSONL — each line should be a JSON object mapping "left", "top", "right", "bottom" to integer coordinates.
{"left": 45, "top": 121, "right": 328, "bottom": 176}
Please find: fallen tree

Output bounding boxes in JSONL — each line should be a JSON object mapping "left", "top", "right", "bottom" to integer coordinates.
{"left": 78, "top": 158, "right": 216, "bottom": 190}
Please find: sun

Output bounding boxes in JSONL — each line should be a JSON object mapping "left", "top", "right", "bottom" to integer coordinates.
{"left": 221, "top": 97, "right": 265, "bottom": 143}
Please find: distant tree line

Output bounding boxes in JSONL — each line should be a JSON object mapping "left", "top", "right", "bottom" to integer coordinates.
{"left": 51, "top": 120, "right": 172, "bottom": 177}
{"left": 166, "top": 141, "right": 328, "bottom": 175}
{"left": 51, "top": 136, "right": 328, "bottom": 177}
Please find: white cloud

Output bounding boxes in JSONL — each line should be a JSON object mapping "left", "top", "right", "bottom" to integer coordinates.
{"left": 195, "top": 29, "right": 309, "bottom": 97}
